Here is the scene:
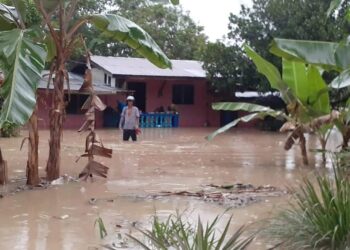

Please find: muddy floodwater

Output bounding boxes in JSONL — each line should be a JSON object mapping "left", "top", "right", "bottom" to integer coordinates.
{"left": 0, "top": 128, "right": 341, "bottom": 250}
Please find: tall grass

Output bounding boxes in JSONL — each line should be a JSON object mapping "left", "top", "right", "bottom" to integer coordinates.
{"left": 266, "top": 156, "right": 350, "bottom": 249}
{"left": 128, "top": 213, "right": 255, "bottom": 250}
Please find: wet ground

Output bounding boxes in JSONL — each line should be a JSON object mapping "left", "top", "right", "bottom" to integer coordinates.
{"left": 0, "top": 128, "right": 341, "bottom": 250}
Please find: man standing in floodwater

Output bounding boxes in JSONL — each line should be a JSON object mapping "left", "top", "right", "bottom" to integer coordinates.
{"left": 119, "top": 96, "right": 140, "bottom": 141}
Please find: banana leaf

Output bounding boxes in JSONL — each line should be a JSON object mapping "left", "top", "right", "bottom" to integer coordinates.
{"left": 270, "top": 38, "right": 350, "bottom": 71}
{"left": 244, "top": 45, "right": 294, "bottom": 104}
{"left": 89, "top": 14, "right": 172, "bottom": 69}
{"left": 212, "top": 102, "right": 275, "bottom": 113}
{"left": 283, "top": 60, "right": 330, "bottom": 115}
{"left": 0, "top": 29, "right": 47, "bottom": 127}
{"left": 327, "top": 0, "right": 344, "bottom": 16}
{"left": 0, "top": 3, "right": 18, "bottom": 30}
{"left": 207, "top": 102, "right": 286, "bottom": 141}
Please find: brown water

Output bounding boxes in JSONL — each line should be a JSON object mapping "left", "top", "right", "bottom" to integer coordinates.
{"left": 0, "top": 128, "right": 341, "bottom": 250}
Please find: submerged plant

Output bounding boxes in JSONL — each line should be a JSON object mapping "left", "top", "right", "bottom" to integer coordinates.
{"left": 95, "top": 217, "right": 108, "bottom": 239}
{"left": 266, "top": 157, "right": 350, "bottom": 249}
{"left": 128, "top": 213, "right": 255, "bottom": 250}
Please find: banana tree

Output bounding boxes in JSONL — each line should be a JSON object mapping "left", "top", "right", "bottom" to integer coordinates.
{"left": 208, "top": 45, "right": 334, "bottom": 165}
{"left": 0, "top": 2, "right": 47, "bottom": 185}
{"left": 270, "top": 38, "right": 350, "bottom": 149}
{"left": 0, "top": 0, "right": 175, "bottom": 184}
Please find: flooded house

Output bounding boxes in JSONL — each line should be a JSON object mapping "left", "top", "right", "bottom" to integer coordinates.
{"left": 37, "top": 56, "right": 220, "bottom": 129}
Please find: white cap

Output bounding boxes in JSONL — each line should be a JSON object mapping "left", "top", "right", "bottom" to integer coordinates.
{"left": 126, "top": 96, "right": 135, "bottom": 101}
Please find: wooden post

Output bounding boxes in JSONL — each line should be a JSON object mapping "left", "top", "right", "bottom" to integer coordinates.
{"left": 0, "top": 148, "right": 8, "bottom": 185}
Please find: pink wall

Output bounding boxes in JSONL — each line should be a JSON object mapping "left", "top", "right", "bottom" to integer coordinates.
{"left": 143, "top": 79, "right": 219, "bottom": 127}
{"left": 37, "top": 90, "right": 124, "bottom": 129}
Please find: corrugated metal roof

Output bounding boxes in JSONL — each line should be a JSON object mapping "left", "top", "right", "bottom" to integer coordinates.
{"left": 39, "top": 71, "right": 126, "bottom": 94}
{"left": 91, "top": 56, "right": 207, "bottom": 78}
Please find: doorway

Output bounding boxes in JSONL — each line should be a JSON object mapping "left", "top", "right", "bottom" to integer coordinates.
{"left": 127, "top": 82, "right": 146, "bottom": 112}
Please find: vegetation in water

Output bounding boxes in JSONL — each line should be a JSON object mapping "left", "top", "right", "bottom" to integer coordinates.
{"left": 265, "top": 154, "right": 350, "bottom": 249}
{"left": 127, "top": 213, "right": 255, "bottom": 250}
{"left": 95, "top": 217, "right": 108, "bottom": 239}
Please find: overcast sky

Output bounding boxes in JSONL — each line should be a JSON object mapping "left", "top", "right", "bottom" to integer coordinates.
{"left": 180, "top": 0, "right": 252, "bottom": 41}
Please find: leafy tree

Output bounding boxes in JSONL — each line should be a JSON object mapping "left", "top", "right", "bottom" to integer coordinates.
{"left": 82, "top": 0, "right": 207, "bottom": 60}
{"left": 202, "top": 0, "right": 350, "bottom": 98}
{"left": 201, "top": 42, "right": 269, "bottom": 97}
{"left": 229, "top": 0, "right": 349, "bottom": 60}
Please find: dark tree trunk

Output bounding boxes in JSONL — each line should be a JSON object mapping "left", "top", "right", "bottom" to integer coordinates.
{"left": 342, "top": 127, "right": 350, "bottom": 150}
{"left": 320, "top": 137, "right": 327, "bottom": 165}
{"left": 0, "top": 147, "right": 8, "bottom": 185}
{"left": 299, "top": 131, "right": 309, "bottom": 165}
{"left": 46, "top": 61, "right": 65, "bottom": 181}
{"left": 27, "top": 105, "right": 40, "bottom": 185}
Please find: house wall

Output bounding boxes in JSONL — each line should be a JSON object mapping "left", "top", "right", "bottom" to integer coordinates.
{"left": 92, "top": 68, "right": 117, "bottom": 87}
{"left": 36, "top": 76, "right": 220, "bottom": 129}
{"left": 136, "top": 78, "right": 219, "bottom": 127}
{"left": 37, "top": 90, "right": 125, "bottom": 129}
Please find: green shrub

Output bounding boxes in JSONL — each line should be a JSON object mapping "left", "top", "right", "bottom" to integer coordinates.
{"left": 266, "top": 158, "right": 350, "bottom": 249}
{"left": 0, "top": 122, "right": 20, "bottom": 137}
{"left": 128, "top": 213, "right": 255, "bottom": 250}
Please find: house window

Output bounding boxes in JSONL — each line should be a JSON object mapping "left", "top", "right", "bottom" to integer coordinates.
{"left": 172, "top": 84, "right": 194, "bottom": 105}
{"left": 104, "top": 73, "right": 107, "bottom": 84}
{"left": 115, "top": 78, "right": 126, "bottom": 89}
{"left": 108, "top": 76, "right": 111, "bottom": 86}
{"left": 66, "top": 94, "right": 89, "bottom": 114}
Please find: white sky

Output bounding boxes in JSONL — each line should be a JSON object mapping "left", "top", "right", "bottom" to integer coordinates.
{"left": 180, "top": 0, "right": 252, "bottom": 41}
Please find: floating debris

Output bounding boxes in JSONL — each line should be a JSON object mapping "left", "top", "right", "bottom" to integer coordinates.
{"left": 51, "top": 175, "right": 77, "bottom": 185}
{"left": 53, "top": 214, "right": 70, "bottom": 220}
{"left": 89, "top": 184, "right": 287, "bottom": 208}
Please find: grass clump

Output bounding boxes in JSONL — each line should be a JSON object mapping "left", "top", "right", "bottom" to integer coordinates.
{"left": 128, "top": 213, "right": 255, "bottom": 250}
{"left": 266, "top": 157, "right": 350, "bottom": 249}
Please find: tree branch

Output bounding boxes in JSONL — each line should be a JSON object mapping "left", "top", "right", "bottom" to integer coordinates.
{"left": 35, "top": 1, "right": 62, "bottom": 52}
{"left": 67, "top": 18, "right": 88, "bottom": 41}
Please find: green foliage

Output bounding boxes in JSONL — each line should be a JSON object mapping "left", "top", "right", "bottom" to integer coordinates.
{"left": 328, "top": 0, "right": 345, "bottom": 16}
{"left": 206, "top": 102, "right": 286, "bottom": 141}
{"left": 229, "top": 0, "right": 348, "bottom": 59}
{"left": 0, "top": 0, "right": 172, "bottom": 129}
{"left": 0, "top": 0, "right": 41, "bottom": 27}
{"left": 95, "top": 217, "right": 108, "bottom": 239}
{"left": 244, "top": 45, "right": 292, "bottom": 102}
{"left": 207, "top": 0, "right": 350, "bottom": 96}
{"left": 90, "top": 14, "right": 172, "bottom": 69}
{"left": 266, "top": 157, "right": 350, "bottom": 249}
{"left": 201, "top": 42, "right": 268, "bottom": 95}
{"left": 245, "top": 46, "right": 331, "bottom": 119}
{"left": 83, "top": 0, "right": 206, "bottom": 60}
{"left": 0, "top": 121, "right": 19, "bottom": 137}
{"left": 128, "top": 213, "right": 255, "bottom": 250}
{"left": 270, "top": 38, "right": 350, "bottom": 71}
{"left": 0, "top": 29, "right": 46, "bottom": 127}
{"left": 283, "top": 60, "right": 330, "bottom": 116}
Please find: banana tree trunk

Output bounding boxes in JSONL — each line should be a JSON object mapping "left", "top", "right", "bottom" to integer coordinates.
{"left": 285, "top": 126, "right": 309, "bottom": 165}
{"left": 46, "top": 62, "right": 65, "bottom": 181}
{"left": 0, "top": 147, "right": 8, "bottom": 185}
{"left": 319, "top": 137, "right": 327, "bottom": 165}
{"left": 27, "top": 104, "right": 40, "bottom": 185}
{"left": 342, "top": 127, "right": 350, "bottom": 150}
{"left": 299, "top": 131, "right": 309, "bottom": 165}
